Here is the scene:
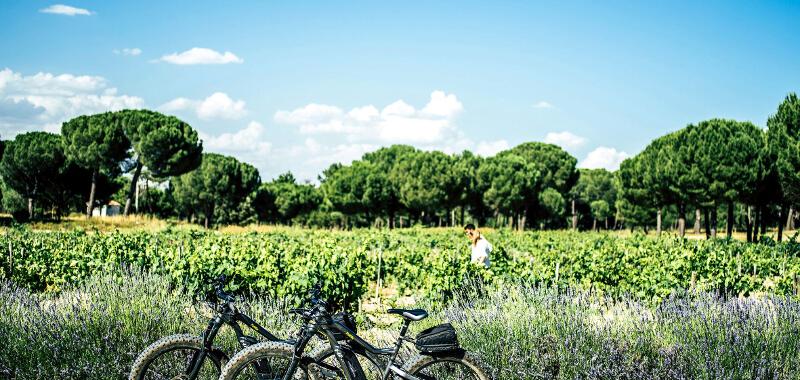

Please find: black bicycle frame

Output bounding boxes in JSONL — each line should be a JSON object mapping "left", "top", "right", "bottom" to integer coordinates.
{"left": 287, "top": 317, "right": 427, "bottom": 380}
{"left": 184, "top": 306, "right": 284, "bottom": 379}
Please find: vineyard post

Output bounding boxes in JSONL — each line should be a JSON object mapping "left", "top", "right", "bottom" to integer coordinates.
{"left": 795, "top": 275, "right": 799, "bottom": 296}
{"left": 554, "top": 262, "right": 560, "bottom": 286}
{"left": 7, "top": 238, "right": 11, "bottom": 277}
{"left": 375, "top": 248, "right": 382, "bottom": 305}
{"left": 690, "top": 271, "right": 696, "bottom": 291}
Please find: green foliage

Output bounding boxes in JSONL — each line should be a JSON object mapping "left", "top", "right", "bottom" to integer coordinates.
{"left": 537, "top": 188, "right": 565, "bottom": 227}
{"left": 172, "top": 153, "right": 260, "bottom": 227}
{"left": 260, "top": 173, "right": 321, "bottom": 224}
{"left": 571, "top": 168, "right": 617, "bottom": 229}
{"left": 497, "top": 142, "right": 578, "bottom": 227}
{"left": 589, "top": 200, "right": 610, "bottom": 221}
{"left": 5, "top": 270, "right": 800, "bottom": 379}
{"left": 118, "top": 109, "right": 203, "bottom": 178}
{"left": 391, "top": 150, "right": 455, "bottom": 216}
{"left": 61, "top": 112, "right": 130, "bottom": 176}
{"left": 478, "top": 153, "right": 539, "bottom": 216}
{"left": 0, "top": 132, "right": 66, "bottom": 217}
{"left": 2, "top": 228, "right": 799, "bottom": 308}
{"left": 768, "top": 93, "right": 800, "bottom": 207}
{"left": 0, "top": 132, "right": 113, "bottom": 219}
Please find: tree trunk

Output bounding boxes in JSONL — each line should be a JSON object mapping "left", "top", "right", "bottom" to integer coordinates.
{"left": 145, "top": 179, "right": 152, "bottom": 214}
{"left": 86, "top": 169, "right": 98, "bottom": 217}
{"left": 704, "top": 209, "right": 711, "bottom": 239}
{"left": 124, "top": 161, "right": 143, "bottom": 216}
{"left": 520, "top": 205, "right": 529, "bottom": 231}
{"left": 694, "top": 208, "right": 701, "bottom": 234}
{"left": 746, "top": 205, "right": 753, "bottom": 242}
{"left": 678, "top": 203, "right": 686, "bottom": 237}
{"left": 27, "top": 198, "right": 33, "bottom": 220}
{"left": 605, "top": 217, "right": 608, "bottom": 230}
{"left": 571, "top": 199, "right": 577, "bottom": 230}
{"left": 778, "top": 205, "right": 787, "bottom": 242}
{"left": 204, "top": 204, "right": 215, "bottom": 229}
{"left": 656, "top": 208, "right": 662, "bottom": 236}
{"left": 760, "top": 205, "right": 767, "bottom": 237}
{"left": 710, "top": 205, "right": 718, "bottom": 238}
{"left": 388, "top": 209, "right": 395, "bottom": 229}
{"left": 787, "top": 207, "right": 795, "bottom": 231}
{"left": 459, "top": 206, "right": 465, "bottom": 227}
{"left": 726, "top": 201, "right": 734, "bottom": 239}
{"left": 592, "top": 218, "right": 597, "bottom": 231}
{"left": 753, "top": 206, "right": 761, "bottom": 242}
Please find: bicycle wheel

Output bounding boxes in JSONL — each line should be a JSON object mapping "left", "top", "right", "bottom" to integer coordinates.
{"left": 219, "top": 341, "right": 308, "bottom": 380}
{"left": 129, "top": 334, "right": 225, "bottom": 380}
{"left": 311, "top": 346, "right": 387, "bottom": 380}
{"left": 404, "top": 351, "right": 491, "bottom": 380}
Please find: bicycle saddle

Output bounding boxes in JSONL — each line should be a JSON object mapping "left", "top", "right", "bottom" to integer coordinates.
{"left": 387, "top": 308, "right": 428, "bottom": 321}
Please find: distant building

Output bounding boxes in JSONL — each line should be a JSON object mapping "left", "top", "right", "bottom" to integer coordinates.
{"left": 91, "top": 200, "right": 122, "bottom": 217}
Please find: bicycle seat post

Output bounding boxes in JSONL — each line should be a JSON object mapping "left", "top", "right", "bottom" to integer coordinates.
{"left": 398, "top": 318, "right": 411, "bottom": 338}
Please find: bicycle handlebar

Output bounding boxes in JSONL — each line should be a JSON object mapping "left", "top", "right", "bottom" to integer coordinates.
{"left": 213, "top": 274, "right": 236, "bottom": 303}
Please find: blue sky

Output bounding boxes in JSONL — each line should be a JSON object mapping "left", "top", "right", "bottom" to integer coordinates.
{"left": 1, "top": 1, "right": 799, "bottom": 181}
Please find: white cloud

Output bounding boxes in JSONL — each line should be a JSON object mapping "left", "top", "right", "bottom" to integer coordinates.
{"left": 114, "top": 48, "right": 142, "bottom": 56}
{"left": 158, "top": 48, "right": 243, "bottom": 65}
{"left": 421, "top": 90, "right": 463, "bottom": 117}
{"left": 271, "top": 92, "right": 514, "bottom": 179}
{"left": 274, "top": 104, "right": 343, "bottom": 125}
{"left": 347, "top": 105, "right": 379, "bottom": 123}
{"left": 579, "top": 147, "right": 629, "bottom": 171}
{"left": 274, "top": 90, "right": 463, "bottom": 145}
{"left": 40, "top": 4, "right": 93, "bottom": 16}
{"left": 160, "top": 92, "right": 246, "bottom": 120}
{"left": 533, "top": 101, "right": 554, "bottom": 109}
{"left": 381, "top": 100, "right": 416, "bottom": 118}
{"left": 475, "top": 140, "right": 510, "bottom": 157}
{"left": 544, "top": 131, "right": 587, "bottom": 149}
{"left": 0, "top": 68, "right": 143, "bottom": 136}
{"left": 200, "top": 121, "right": 272, "bottom": 155}
{"left": 274, "top": 139, "right": 378, "bottom": 182}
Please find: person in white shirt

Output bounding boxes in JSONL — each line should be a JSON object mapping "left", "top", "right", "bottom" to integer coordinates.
{"left": 464, "top": 224, "right": 491, "bottom": 268}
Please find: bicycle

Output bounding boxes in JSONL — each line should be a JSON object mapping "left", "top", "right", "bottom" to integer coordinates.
{"left": 129, "top": 275, "right": 287, "bottom": 380}
{"left": 218, "top": 283, "right": 491, "bottom": 380}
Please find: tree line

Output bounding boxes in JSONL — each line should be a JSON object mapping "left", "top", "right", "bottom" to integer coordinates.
{"left": 0, "top": 94, "right": 798, "bottom": 240}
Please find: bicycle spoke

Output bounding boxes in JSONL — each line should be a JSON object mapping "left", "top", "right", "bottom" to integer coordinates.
{"left": 230, "top": 354, "right": 305, "bottom": 380}
{"left": 412, "top": 360, "right": 481, "bottom": 380}
{"left": 142, "top": 348, "right": 219, "bottom": 380}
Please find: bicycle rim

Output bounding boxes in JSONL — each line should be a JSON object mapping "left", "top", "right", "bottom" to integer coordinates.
{"left": 141, "top": 346, "right": 220, "bottom": 380}
{"left": 228, "top": 352, "right": 307, "bottom": 380}
{"left": 315, "top": 348, "right": 385, "bottom": 380}
{"left": 410, "top": 358, "right": 485, "bottom": 380}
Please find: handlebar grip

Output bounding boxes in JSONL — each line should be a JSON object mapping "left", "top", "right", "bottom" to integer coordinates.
{"left": 216, "top": 288, "right": 235, "bottom": 303}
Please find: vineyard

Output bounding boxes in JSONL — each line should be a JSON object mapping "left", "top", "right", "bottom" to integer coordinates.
{"left": 3, "top": 227, "right": 800, "bottom": 378}
{"left": 2, "top": 227, "right": 799, "bottom": 307}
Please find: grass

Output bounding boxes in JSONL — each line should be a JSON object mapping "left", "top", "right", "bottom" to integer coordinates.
{"left": 4, "top": 213, "right": 797, "bottom": 242}
{"left": 2, "top": 269, "right": 799, "bottom": 379}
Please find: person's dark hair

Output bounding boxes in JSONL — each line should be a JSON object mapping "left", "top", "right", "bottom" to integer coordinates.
{"left": 464, "top": 223, "right": 476, "bottom": 231}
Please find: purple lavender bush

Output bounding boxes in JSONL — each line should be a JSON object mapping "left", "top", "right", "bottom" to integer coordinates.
{"left": 0, "top": 269, "right": 292, "bottom": 379}
{"left": 2, "top": 270, "right": 800, "bottom": 379}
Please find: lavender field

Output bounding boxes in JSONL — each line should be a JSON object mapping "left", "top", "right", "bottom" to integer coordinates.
{"left": 1, "top": 269, "right": 799, "bottom": 380}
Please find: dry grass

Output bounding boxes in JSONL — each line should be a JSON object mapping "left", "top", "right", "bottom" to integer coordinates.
{"left": 20, "top": 214, "right": 194, "bottom": 233}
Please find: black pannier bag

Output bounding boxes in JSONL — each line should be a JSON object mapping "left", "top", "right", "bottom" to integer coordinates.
{"left": 332, "top": 312, "right": 357, "bottom": 341}
{"left": 415, "top": 323, "right": 460, "bottom": 353}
